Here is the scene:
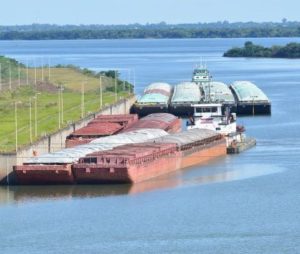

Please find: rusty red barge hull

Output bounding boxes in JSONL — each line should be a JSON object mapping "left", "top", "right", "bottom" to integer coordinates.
{"left": 14, "top": 164, "right": 74, "bottom": 185}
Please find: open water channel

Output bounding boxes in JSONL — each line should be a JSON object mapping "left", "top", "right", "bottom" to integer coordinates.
{"left": 0, "top": 38, "right": 300, "bottom": 253}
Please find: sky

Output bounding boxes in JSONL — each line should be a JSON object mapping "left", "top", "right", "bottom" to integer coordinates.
{"left": 1, "top": 0, "right": 299, "bottom": 25}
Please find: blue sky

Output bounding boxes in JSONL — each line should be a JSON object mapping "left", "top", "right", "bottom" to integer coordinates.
{"left": 1, "top": 0, "right": 299, "bottom": 25}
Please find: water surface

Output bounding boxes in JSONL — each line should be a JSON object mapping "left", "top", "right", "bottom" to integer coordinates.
{"left": 0, "top": 38, "right": 300, "bottom": 253}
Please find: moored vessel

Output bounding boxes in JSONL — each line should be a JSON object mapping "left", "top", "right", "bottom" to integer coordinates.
{"left": 72, "top": 129, "right": 226, "bottom": 184}
{"left": 122, "top": 113, "right": 181, "bottom": 134}
{"left": 192, "top": 65, "right": 211, "bottom": 85}
{"left": 186, "top": 103, "right": 252, "bottom": 151}
{"left": 14, "top": 129, "right": 169, "bottom": 185}
{"left": 66, "top": 114, "right": 138, "bottom": 148}
{"left": 169, "top": 82, "right": 202, "bottom": 116}
{"left": 201, "top": 81, "right": 236, "bottom": 113}
{"left": 133, "top": 82, "right": 172, "bottom": 116}
{"left": 230, "top": 81, "right": 271, "bottom": 115}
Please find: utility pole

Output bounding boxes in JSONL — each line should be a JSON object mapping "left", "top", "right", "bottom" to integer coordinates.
{"left": 123, "top": 75, "right": 125, "bottom": 92}
{"left": 26, "top": 59, "right": 29, "bottom": 85}
{"left": 99, "top": 76, "right": 103, "bottom": 109}
{"left": 115, "top": 70, "right": 118, "bottom": 102}
{"left": 29, "top": 98, "right": 32, "bottom": 143}
{"left": 128, "top": 69, "right": 131, "bottom": 94}
{"left": 81, "top": 81, "right": 85, "bottom": 118}
{"left": 48, "top": 57, "right": 51, "bottom": 81}
{"left": 0, "top": 63, "right": 2, "bottom": 90}
{"left": 61, "top": 85, "right": 64, "bottom": 125}
{"left": 9, "top": 62, "right": 12, "bottom": 90}
{"left": 18, "top": 64, "right": 21, "bottom": 87}
{"left": 34, "top": 93, "right": 40, "bottom": 137}
{"left": 41, "top": 58, "right": 44, "bottom": 82}
{"left": 15, "top": 102, "right": 18, "bottom": 152}
{"left": 58, "top": 86, "right": 61, "bottom": 129}
{"left": 34, "top": 58, "right": 37, "bottom": 87}
{"left": 133, "top": 68, "right": 136, "bottom": 95}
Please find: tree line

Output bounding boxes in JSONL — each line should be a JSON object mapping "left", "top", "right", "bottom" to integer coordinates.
{"left": 1, "top": 22, "right": 300, "bottom": 40}
{"left": 223, "top": 41, "right": 300, "bottom": 58}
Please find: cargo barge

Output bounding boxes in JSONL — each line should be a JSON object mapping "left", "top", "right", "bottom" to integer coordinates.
{"left": 230, "top": 81, "right": 271, "bottom": 115}
{"left": 14, "top": 129, "right": 168, "bottom": 185}
{"left": 122, "top": 113, "right": 181, "bottom": 134}
{"left": 201, "top": 81, "right": 237, "bottom": 113}
{"left": 66, "top": 114, "right": 138, "bottom": 148}
{"left": 169, "top": 82, "right": 202, "bottom": 116}
{"left": 73, "top": 129, "right": 226, "bottom": 184}
{"left": 132, "top": 83, "right": 172, "bottom": 116}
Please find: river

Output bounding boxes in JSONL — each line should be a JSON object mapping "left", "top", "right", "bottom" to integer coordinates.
{"left": 0, "top": 38, "right": 300, "bottom": 253}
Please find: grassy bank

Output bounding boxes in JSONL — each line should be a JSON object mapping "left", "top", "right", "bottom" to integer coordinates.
{"left": 0, "top": 57, "right": 132, "bottom": 152}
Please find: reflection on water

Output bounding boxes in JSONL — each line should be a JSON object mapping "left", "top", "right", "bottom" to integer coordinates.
{"left": 0, "top": 161, "right": 284, "bottom": 205}
{"left": 184, "top": 164, "right": 284, "bottom": 187}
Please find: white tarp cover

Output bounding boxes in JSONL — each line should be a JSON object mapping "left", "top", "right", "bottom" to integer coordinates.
{"left": 202, "top": 81, "right": 235, "bottom": 103}
{"left": 171, "top": 82, "right": 201, "bottom": 103}
{"left": 231, "top": 81, "right": 269, "bottom": 102}
{"left": 152, "top": 128, "right": 219, "bottom": 146}
{"left": 26, "top": 129, "right": 169, "bottom": 164}
{"left": 143, "top": 82, "right": 172, "bottom": 93}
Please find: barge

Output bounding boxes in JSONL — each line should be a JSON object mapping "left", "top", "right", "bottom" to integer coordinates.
{"left": 201, "top": 81, "right": 237, "bottom": 113}
{"left": 169, "top": 82, "right": 202, "bottom": 116}
{"left": 132, "top": 82, "right": 172, "bottom": 116}
{"left": 72, "top": 129, "right": 226, "bottom": 184}
{"left": 122, "top": 113, "right": 181, "bottom": 134}
{"left": 14, "top": 129, "right": 168, "bottom": 185}
{"left": 230, "top": 81, "right": 271, "bottom": 115}
{"left": 66, "top": 114, "right": 138, "bottom": 148}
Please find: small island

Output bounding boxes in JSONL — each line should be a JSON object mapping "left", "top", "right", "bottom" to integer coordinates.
{"left": 223, "top": 41, "right": 300, "bottom": 58}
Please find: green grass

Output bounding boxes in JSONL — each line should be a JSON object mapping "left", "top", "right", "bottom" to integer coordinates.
{"left": 0, "top": 58, "right": 132, "bottom": 153}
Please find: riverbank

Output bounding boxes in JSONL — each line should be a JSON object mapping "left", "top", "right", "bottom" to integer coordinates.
{"left": 0, "top": 57, "right": 133, "bottom": 152}
{"left": 0, "top": 95, "right": 136, "bottom": 185}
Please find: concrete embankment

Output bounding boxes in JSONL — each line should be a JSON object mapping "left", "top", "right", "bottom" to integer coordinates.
{"left": 0, "top": 96, "right": 136, "bottom": 185}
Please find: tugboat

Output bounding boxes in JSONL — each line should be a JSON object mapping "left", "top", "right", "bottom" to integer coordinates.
{"left": 187, "top": 103, "right": 255, "bottom": 153}
{"left": 192, "top": 65, "right": 211, "bottom": 85}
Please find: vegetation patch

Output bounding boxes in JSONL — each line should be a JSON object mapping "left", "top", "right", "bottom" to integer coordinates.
{"left": 0, "top": 56, "right": 133, "bottom": 152}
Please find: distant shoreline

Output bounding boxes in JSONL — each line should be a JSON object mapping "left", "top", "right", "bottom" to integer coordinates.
{"left": 1, "top": 22, "right": 300, "bottom": 40}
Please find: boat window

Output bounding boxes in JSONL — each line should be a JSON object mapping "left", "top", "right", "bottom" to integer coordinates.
{"left": 195, "top": 107, "right": 218, "bottom": 113}
{"left": 83, "top": 157, "right": 96, "bottom": 164}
